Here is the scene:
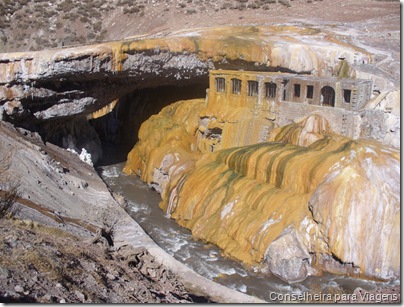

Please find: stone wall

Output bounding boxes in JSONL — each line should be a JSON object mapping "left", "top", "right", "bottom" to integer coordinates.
{"left": 277, "top": 101, "right": 358, "bottom": 138}
{"left": 358, "top": 109, "right": 386, "bottom": 142}
{"left": 354, "top": 81, "right": 374, "bottom": 109}
{"left": 276, "top": 101, "right": 397, "bottom": 145}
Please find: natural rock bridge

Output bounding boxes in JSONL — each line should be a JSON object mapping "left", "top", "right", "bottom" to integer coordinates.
{"left": 0, "top": 25, "right": 400, "bottom": 285}
{"left": 0, "top": 26, "right": 373, "bottom": 125}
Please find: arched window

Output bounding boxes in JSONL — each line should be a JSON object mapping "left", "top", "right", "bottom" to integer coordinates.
{"left": 321, "top": 86, "right": 335, "bottom": 107}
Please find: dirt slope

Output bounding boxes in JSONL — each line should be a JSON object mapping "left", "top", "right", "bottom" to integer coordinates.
{"left": 0, "top": 218, "right": 207, "bottom": 303}
{"left": 0, "top": 0, "right": 399, "bottom": 53}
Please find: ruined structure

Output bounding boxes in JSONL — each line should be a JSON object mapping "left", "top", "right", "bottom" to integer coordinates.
{"left": 209, "top": 69, "right": 373, "bottom": 111}
{"left": 203, "top": 69, "right": 381, "bottom": 147}
{"left": 195, "top": 69, "right": 397, "bottom": 156}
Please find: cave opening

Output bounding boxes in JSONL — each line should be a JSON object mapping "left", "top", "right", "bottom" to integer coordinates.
{"left": 91, "top": 80, "right": 209, "bottom": 166}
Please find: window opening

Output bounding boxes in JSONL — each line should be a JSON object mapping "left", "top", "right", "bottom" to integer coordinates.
{"left": 215, "top": 77, "right": 226, "bottom": 93}
{"left": 247, "top": 81, "right": 259, "bottom": 97}
{"left": 265, "top": 82, "right": 277, "bottom": 98}
{"left": 231, "top": 78, "right": 242, "bottom": 95}
{"left": 294, "top": 84, "right": 301, "bottom": 98}
{"left": 282, "top": 79, "right": 289, "bottom": 101}
{"left": 306, "top": 85, "right": 314, "bottom": 99}
{"left": 321, "top": 86, "right": 335, "bottom": 107}
{"left": 343, "top": 89, "right": 351, "bottom": 103}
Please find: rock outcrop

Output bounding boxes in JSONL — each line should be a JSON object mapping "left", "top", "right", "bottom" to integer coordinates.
{"left": 0, "top": 24, "right": 400, "bottom": 286}
{"left": 124, "top": 100, "right": 400, "bottom": 283}
{"left": 0, "top": 120, "right": 114, "bottom": 233}
{"left": 1, "top": 25, "right": 398, "bottom": 159}
{"left": 0, "top": 26, "right": 374, "bottom": 125}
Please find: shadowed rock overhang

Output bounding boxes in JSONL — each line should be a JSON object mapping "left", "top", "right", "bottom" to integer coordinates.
{"left": 0, "top": 26, "right": 373, "bottom": 124}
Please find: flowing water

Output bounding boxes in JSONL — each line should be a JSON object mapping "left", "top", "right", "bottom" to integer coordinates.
{"left": 98, "top": 162, "right": 398, "bottom": 302}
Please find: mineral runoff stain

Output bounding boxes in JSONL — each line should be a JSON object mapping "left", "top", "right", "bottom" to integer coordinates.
{"left": 268, "top": 291, "right": 400, "bottom": 303}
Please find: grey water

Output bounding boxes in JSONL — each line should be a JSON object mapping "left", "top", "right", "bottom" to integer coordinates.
{"left": 98, "top": 162, "right": 398, "bottom": 302}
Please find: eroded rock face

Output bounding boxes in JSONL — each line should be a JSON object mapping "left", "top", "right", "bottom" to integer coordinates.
{"left": 0, "top": 25, "right": 399, "bottom": 284}
{"left": 39, "top": 117, "right": 103, "bottom": 165}
{"left": 309, "top": 144, "right": 400, "bottom": 281}
{"left": 0, "top": 120, "right": 119, "bottom": 234}
{"left": 265, "top": 230, "right": 311, "bottom": 283}
{"left": 0, "top": 26, "right": 374, "bottom": 125}
{"left": 124, "top": 100, "right": 400, "bottom": 283}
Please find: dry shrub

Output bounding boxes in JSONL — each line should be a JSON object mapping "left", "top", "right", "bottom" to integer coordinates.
{"left": 19, "top": 249, "right": 64, "bottom": 280}
{"left": 0, "top": 179, "right": 20, "bottom": 219}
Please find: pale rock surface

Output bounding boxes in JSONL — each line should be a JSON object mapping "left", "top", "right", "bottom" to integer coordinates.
{"left": 265, "top": 230, "right": 311, "bottom": 283}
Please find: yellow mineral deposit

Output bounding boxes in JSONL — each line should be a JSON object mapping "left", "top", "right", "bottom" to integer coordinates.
{"left": 121, "top": 26, "right": 397, "bottom": 283}
{"left": 124, "top": 99, "right": 205, "bottom": 191}
{"left": 268, "top": 113, "right": 330, "bottom": 147}
{"left": 103, "top": 25, "right": 371, "bottom": 76}
{"left": 124, "top": 98, "right": 400, "bottom": 283}
{"left": 86, "top": 99, "right": 118, "bottom": 120}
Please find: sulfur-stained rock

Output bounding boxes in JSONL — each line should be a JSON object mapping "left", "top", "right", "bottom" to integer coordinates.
{"left": 268, "top": 114, "right": 330, "bottom": 147}
{"left": 124, "top": 100, "right": 400, "bottom": 283}
{"left": 123, "top": 99, "right": 205, "bottom": 192}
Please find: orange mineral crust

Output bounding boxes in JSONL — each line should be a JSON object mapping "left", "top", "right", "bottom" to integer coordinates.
{"left": 124, "top": 98, "right": 399, "bottom": 283}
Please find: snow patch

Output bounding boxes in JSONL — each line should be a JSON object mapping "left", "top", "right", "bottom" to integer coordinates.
{"left": 67, "top": 148, "right": 93, "bottom": 166}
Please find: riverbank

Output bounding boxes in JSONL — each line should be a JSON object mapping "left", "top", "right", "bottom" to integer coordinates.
{"left": 0, "top": 121, "right": 265, "bottom": 303}
{"left": 0, "top": 218, "right": 201, "bottom": 303}
{"left": 0, "top": 119, "right": 399, "bottom": 304}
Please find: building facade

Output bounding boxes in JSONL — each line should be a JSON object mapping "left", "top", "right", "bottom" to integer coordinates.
{"left": 208, "top": 70, "right": 373, "bottom": 112}
{"left": 206, "top": 70, "right": 377, "bottom": 140}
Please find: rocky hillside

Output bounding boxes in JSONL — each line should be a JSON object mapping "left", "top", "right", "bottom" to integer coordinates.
{"left": 0, "top": 218, "right": 205, "bottom": 303}
{"left": 0, "top": 0, "right": 400, "bottom": 303}
{"left": 0, "top": 120, "right": 263, "bottom": 304}
{"left": 0, "top": 119, "right": 200, "bottom": 303}
{"left": 0, "top": 0, "right": 399, "bottom": 53}
{"left": 0, "top": 0, "right": 309, "bottom": 52}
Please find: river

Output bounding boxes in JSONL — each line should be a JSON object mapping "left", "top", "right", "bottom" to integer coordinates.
{"left": 98, "top": 161, "right": 398, "bottom": 303}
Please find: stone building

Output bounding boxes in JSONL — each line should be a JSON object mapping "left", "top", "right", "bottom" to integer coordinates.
{"left": 206, "top": 69, "right": 377, "bottom": 140}
{"left": 209, "top": 69, "right": 373, "bottom": 111}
